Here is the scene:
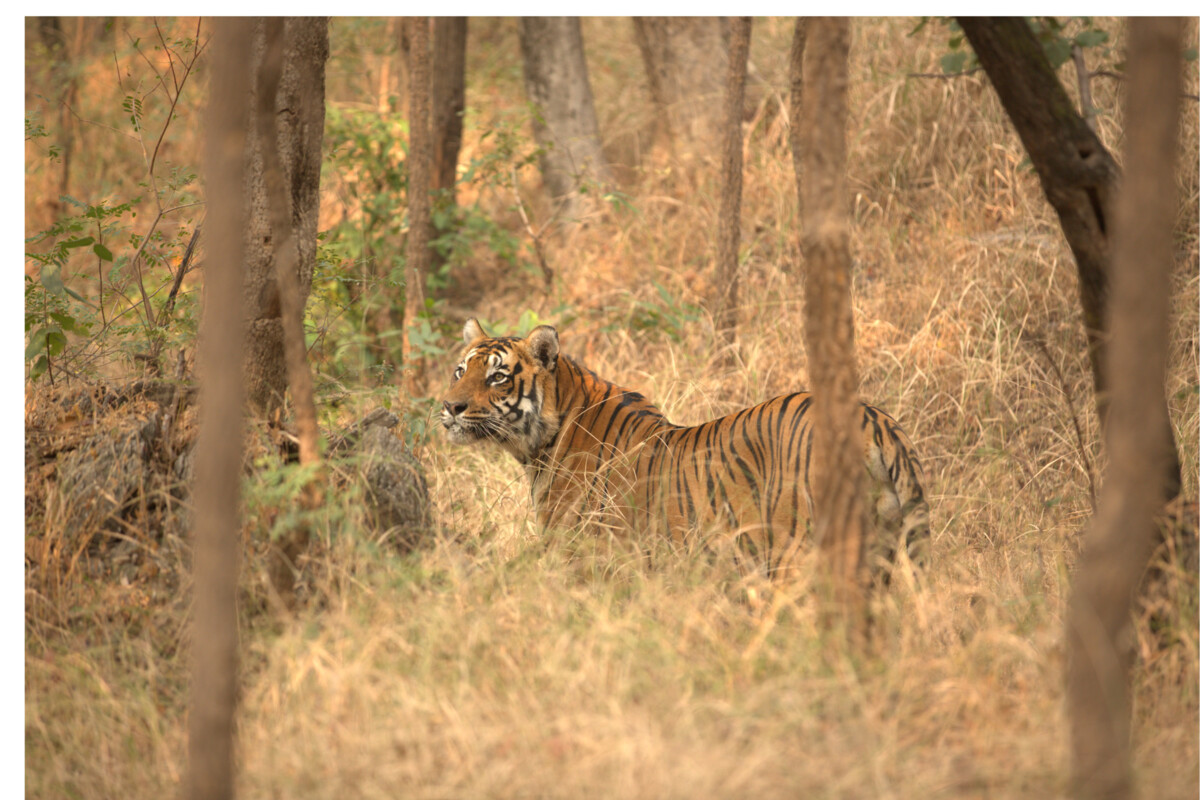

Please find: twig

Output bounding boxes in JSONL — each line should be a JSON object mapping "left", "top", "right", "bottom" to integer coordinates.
{"left": 1091, "top": 69, "right": 1200, "bottom": 102}
{"left": 148, "top": 19, "right": 206, "bottom": 180}
{"left": 509, "top": 166, "right": 555, "bottom": 290}
{"left": 160, "top": 224, "right": 201, "bottom": 322}
{"left": 1026, "top": 334, "right": 1097, "bottom": 512}
{"left": 95, "top": 218, "right": 107, "bottom": 327}
{"left": 906, "top": 67, "right": 983, "bottom": 80}
{"left": 124, "top": 201, "right": 204, "bottom": 329}
{"left": 1072, "top": 45, "right": 1098, "bottom": 133}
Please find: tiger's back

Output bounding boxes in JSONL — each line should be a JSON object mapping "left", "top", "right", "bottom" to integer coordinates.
{"left": 441, "top": 319, "right": 930, "bottom": 574}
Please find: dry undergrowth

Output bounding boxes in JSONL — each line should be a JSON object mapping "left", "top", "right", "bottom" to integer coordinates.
{"left": 25, "top": 17, "right": 1198, "bottom": 800}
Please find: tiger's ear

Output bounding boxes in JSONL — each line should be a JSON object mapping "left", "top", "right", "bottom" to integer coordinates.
{"left": 525, "top": 325, "right": 559, "bottom": 370}
{"left": 463, "top": 318, "right": 488, "bottom": 344}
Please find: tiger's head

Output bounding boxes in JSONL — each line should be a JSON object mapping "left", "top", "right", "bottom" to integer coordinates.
{"left": 441, "top": 318, "right": 561, "bottom": 462}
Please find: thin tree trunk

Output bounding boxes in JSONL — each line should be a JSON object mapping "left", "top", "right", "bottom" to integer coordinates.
{"left": 190, "top": 17, "right": 251, "bottom": 800}
{"left": 256, "top": 17, "right": 325, "bottom": 611}
{"left": 430, "top": 18, "right": 467, "bottom": 274}
{"left": 958, "top": 17, "right": 1182, "bottom": 500}
{"left": 432, "top": 18, "right": 466, "bottom": 200}
{"left": 715, "top": 18, "right": 751, "bottom": 347}
{"left": 242, "top": 17, "right": 328, "bottom": 415}
{"left": 518, "top": 17, "right": 611, "bottom": 226}
{"left": 1066, "top": 18, "right": 1183, "bottom": 800}
{"left": 797, "top": 18, "right": 866, "bottom": 618}
{"left": 402, "top": 17, "right": 432, "bottom": 395}
{"left": 787, "top": 17, "right": 808, "bottom": 222}
{"left": 632, "top": 17, "right": 730, "bottom": 168}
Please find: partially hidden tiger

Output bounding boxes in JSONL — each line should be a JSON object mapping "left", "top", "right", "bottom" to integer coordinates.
{"left": 441, "top": 318, "right": 930, "bottom": 576}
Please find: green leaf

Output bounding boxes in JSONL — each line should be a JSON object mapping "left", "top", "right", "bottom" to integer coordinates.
{"left": 1044, "top": 38, "right": 1072, "bottom": 69}
{"left": 40, "top": 268, "right": 65, "bottom": 296}
{"left": 1073, "top": 30, "right": 1108, "bottom": 48}
{"left": 93, "top": 243, "right": 114, "bottom": 261}
{"left": 940, "top": 51, "right": 969, "bottom": 74}
{"left": 29, "top": 355, "right": 48, "bottom": 382}
{"left": 1184, "top": 47, "right": 1198, "bottom": 63}
{"left": 49, "top": 312, "right": 78, "bottom": 333}
{"left": 45, "top": 329, "right": 67, "bottom": 357}
{"left": 61, "top": 236, "right": 95, "bottom": 249}
{"left": 25, "top": 328, "right": 49, "bottom": 361}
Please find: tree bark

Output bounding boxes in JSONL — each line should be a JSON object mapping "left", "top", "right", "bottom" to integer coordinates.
{"left": 1066, "top": 18, "right": 1183, "bottom": 800}
{"left": 798, "top": 18, "right": 866, "bottom": 617}
{"left": 714, "top": 18, "right": 751, "bottom": 346}
{"left": 242, "top": 18, "right": 328, "bottom": 415}
{"left": 432, "top": 18, "right": 467, "bottom": 201}
{"left": 256, "top": 17, "right": 325, "bottom": 612}
{"left": 402, "top": 17, "right": 432, "bottom": 395}
{"left": 518, "top": 17, "right": 611, "bottom": 225}
{"left": 190, "top": 17, "right": 251, "bottom": 800}
{"left": 632, "top": 17, "right": 730, "bottom": 167}
{"left": 958, "top": 17, "right": 1182, "bottom": 500}
{"left": 430, "top": 17, "right": 467, "bottom": 275}
{"left": 787, "top": 18, "right": 808, "bottom": 222}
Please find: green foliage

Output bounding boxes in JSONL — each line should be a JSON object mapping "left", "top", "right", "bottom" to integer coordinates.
{"left": 25, "top": 111, "right": 61, "bottom": 161}
{"left": 243, "top": 458, "right": 329, "bottom": 543}
{"left": 603, "top": 282, "right": 702, "bottom": 344}
{"left": 23, "top": 190, "right": 201, "bottom": 382}
{"left": 914, "top": 17, "right": 1115, "bottom": 75}
{"left": 24, "top": 23, "right": 205, "bottom": 385}
{"left": 314, "top": 101, "right": 546, "bottom": 387}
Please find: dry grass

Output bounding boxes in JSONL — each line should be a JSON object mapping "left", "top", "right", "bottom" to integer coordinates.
{"left": 25, "top": 17, "right": 1199, "bottom": 799}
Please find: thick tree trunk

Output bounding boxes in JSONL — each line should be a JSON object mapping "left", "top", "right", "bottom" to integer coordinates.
{"left": 190, "top": 17, "right": 251, "bottom": 800}
{"left": 256, "top": 18, "right": 325, "bottom": 612}
{"left": 403, "top": 17, "right": 432, "bottom": 394}
{"left": 632, "top": 17, "right": 730, "bottom": 166}
{"left": 714, "top": 18, "right": 751, "bottom": 346}
{"left": 1066, "top": 18, "right": 1183, "bottom": 800}
{"left": 797, "top": 18, "right": 866, "bottom": 616}
{"left": 242, "top": 17, "right": 328, "bottom": 415}
{"left": 430, "top": 17, "right": 467, "bottom": 275}
{"left": 518, "top": 17, "right": 611, "bottom": 225}
{"left": 958, "top": 17, "right": 1182, "bottom": 500}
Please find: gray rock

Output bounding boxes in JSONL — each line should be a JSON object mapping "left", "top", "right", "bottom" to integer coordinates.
{"left": 55, "top": 411, "right": 160, "bottom": 535}
{"left": 352, "top": 423, "right": 433, "bottom": 553}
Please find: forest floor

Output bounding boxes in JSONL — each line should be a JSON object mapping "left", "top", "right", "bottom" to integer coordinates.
{"left": 24, "top": 17, "right": 1199, "bottom": 799}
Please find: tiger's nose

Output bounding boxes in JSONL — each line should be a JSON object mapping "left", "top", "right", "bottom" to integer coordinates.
{"left": 443, "top": 400, "right": 468, "bottom": 417}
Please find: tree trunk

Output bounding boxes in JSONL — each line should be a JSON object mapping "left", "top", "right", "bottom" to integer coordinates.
{"left": 632, "top": 17, "right": 730, "bottom": 167}
{"left": 430, "top": 18, "right": 467, "bottom": 274}
{"left": 256, "top": 17, "right": 325, "bottom": 612}
{"left": 797, "top": 18, "right": 867, "bottom": 617}
{"left": 787, "top": 18, "right": 808, "bottom": 222}
{"left": 1066, "top": 18, "right": 1183, "bottom": 800}
{"left": 432, "top": 18, "right": 466, "bottom": 200}
{"left": 242, "top": 17, "right": 328, "bottom": 415}
{"left": 403, "top": 17, "right": 432, "bottom": 395}
{"left": 518, "top": 17, "right": 611, "bottom": 225}
{"left": 714, "top": 18, "right": 751, "bottom": 346}
{"left": 190, "top": 17, "right": 251, "bottom": 800}
{"left": 958, "top": 17, "right": 1182, "bottom": 500}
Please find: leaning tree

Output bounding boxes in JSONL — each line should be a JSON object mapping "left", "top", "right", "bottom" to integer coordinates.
{"left": 957, "top": 17, "right": 1183, "bottom": 500}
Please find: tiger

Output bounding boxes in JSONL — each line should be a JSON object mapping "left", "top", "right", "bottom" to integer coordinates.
{"left": 441, "top": 318, "right": 930, "bottom": 576}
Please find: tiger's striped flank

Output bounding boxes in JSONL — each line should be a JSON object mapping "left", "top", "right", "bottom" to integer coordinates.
{"left": 442, "top": 319, "right": 930, "bottom": 576}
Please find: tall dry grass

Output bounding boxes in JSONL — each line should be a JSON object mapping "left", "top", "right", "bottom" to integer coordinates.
{"left": 25, "top": 17, "right": 1198, "bottom": 799}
